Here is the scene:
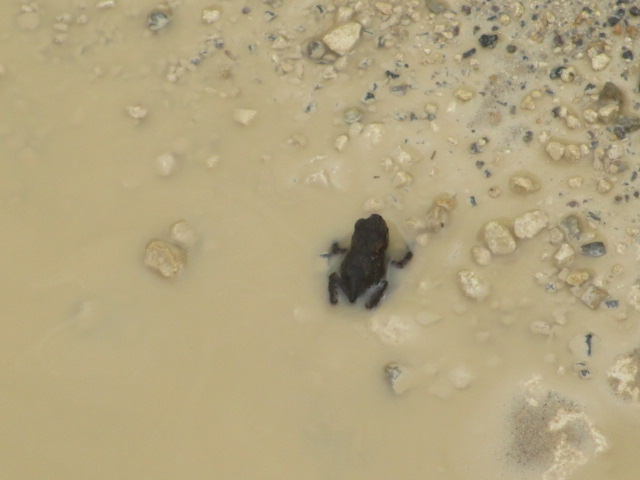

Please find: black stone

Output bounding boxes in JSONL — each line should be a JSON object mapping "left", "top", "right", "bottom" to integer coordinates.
{"left": 462, "top": 47, "right": 476, "bottom": 58}
{"left": 479, "top": 34, "right": 499, "bottom": 48}
{"left": 608, "top": 16, "right": 621, "bottom": 26}
{"left": 549, "top": 66, "right": 565, "bottom": 79}
{"left": 622, "top": 50, "right": 634, "bottom": 60}
{"left": 580, "top": 242, "right": 606, "bottom": 257}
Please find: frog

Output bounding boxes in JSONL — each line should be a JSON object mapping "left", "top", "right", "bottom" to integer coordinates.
{"left": 328, "top": 214, "right": 413, "bottom": 309}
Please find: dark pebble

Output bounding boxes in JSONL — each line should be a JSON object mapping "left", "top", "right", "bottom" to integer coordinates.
{"left": 622, "top": 50, "right": 634, "bottom": 60}
{"left": 479, "top": 34, "right": 499, "bottom": 48}
{"left": 631, "top": 5, "right": 640, "bottom": 15}
{"left": 462, "top": 47, "right": 476, "bottom": 58}
{"left": 506, "top": 44, "right": 517, "bottom": 53}
{"left": 608, "top": 16, "right": 621, "bottom": 26}
{"left": 598, "top": 82, "right": 624, "bottom": 105}
{"left": 549, "top": 66, "right": 565, "bottom": 80}
{"left": 148, "top": 11, "right": 170, "bottom": 31}
{"left": 617, "top": 116, "right": 640, "bottom": 133}
{"left": 581, "top": 241, "right": 606, "bottom": 257}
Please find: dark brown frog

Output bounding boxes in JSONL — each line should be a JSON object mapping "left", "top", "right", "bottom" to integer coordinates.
{"left": 328, "top": 214, "right": 412, "bottom": 309}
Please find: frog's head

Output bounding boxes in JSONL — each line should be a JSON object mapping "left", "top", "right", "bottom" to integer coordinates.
{"left": 352, "top": 214, "right": 389, "bottom": 250}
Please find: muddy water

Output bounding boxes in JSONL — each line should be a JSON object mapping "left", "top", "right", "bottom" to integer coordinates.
{"left": 2, "top": 1, "right": 640, "bottom": 479}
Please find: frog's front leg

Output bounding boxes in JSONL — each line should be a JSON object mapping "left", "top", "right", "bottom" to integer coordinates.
{"left": 330, "top": 242, "right": 347, "bottom": 255}
{"left": 390, "top": 250, "right": 413, "bottom": 269}
{"left": 328, "top": 272, "right": 341, "bottom": 304}
{"left": 365, "top": 280, "right": 388, "bottom": 309}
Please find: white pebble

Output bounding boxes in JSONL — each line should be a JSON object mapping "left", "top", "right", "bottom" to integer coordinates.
{"left": 471, "top": 246, "right": 491, "bottom": 266}
{"left": 155, "top": 153, "right": 177, "bottom": 176}
{"left": 530, "top": 320, "right": 552, "bottom": 336}
{"left": 590, "top": 53, "right": 611, "bottom": 71}
{"left": 202, "top": 6, "right": 222, "bottom": 23}
{"left": 144, "top": 240, "right": 187, "bottom": 278}
{"left": 449, "top": 366, "right": 473, "bottom": 389}
{"left": 554, "top": 243, "right": 575, "bottom": 267}
{"left": 482, "top": 221, "right": 517, "bottom": 255}
{"left": 170, "top": 220, "right": 196, "bottom": 248}
{"left": 233, "top": 109, "right": 257, "bottom": 126}
{"left": 392, "top": 171, "right": 413, "bottom": 188}
{"left": 334, "top": 134, "right": 349, "bottom": 151}
{"left": 126, "top": 104, "right": 148, "bottom": 120}
{"left": 457, "top": 270, "right": 490, "bottom": 301}
{"left": 513, "top": 210, "right": 548, "bottom": 239}
{"left": 545, "top": 141, "right": 565, "bottom": 161}
{"left": 322, "top": 22, "right": 361, "bottom": 56}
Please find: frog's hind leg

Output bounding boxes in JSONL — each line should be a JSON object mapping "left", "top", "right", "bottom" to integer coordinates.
{"left": 328, "top": 272, "right": 341, "bottom": 304}
{"left": 365, "top": 280, "right": 388, "bottom": 309}
{"left": 390, "top": 250, "right": 413, "bottom": 269}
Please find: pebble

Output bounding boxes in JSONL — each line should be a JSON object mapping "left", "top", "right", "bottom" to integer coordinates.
{"left": 425, "top": 0, "right": 449, "bottom": 14}
{"left": 567, "top": 176, "right": 583, "bottom": 189}
{"left": 449, "top": 366, "right": 473, "bottom": 389}
{"left": 126, "top": 104, "right": 148, "bottom": 120}
{"left": 457, "top": 270, "right": 490, "bottom": 301}
{"left": 392, "top": 171, "right": 413, "bottom": 188}
{"left": 566, "top": 270, "right": 590, "bottom": 287}
{"left": 384, "top": 362, "right": 416, "bottom": 395}
{"left": 396, "top": 145, "right": 423, "bottom": 166}
{"left": 628, "top": 284, "right": 640, "bottom": 311}
{"left": 233, "top": 109, "right": 257, "bottom": 126}
{"left": 582, "top": 109, "right": 598, "bottom": 123}
{"left": 580, "top": 285, "right": 608, "bottom": 310}
{"left": 202, "top": 6, "right": 222, "bottom": 24}
{"left": 96, "top": 0, "right": 116, "bottom": 8}
{"left": 564, "top": 144, "right": 581, "bottom": 162}
{"left": 509, "top": 174, "right": 540, "bottom": 194}
{"left": 482, "top": 221, "right": 516, "bottom": 255}
{"left": 581, "top": 241, "right": 606, "bottom": 257}
{"left": 148, "top": 11, "right": 171, "bottom": 31}
{"left": 513, "top": 210, "right": 548, "bottom": 239}
{"left": 545, "top": 141, "right": 565, "bottom": 162}
{"left": 598, "top": 103, "right": 620, "bottom": 122}
{"left": 554, "top": 243, "right": 575, "bottom": 267}
{"left": 597, "top": 179, "right": 612, "bottom": 194}
{"left": 530, "top": 321, "right": 552, "bottom": 336}
{"left": 334, "top": 135, "right": 349, "bottom": 151}
{"left": 599, "top": 82, "right": 624, "bottom": 105}
{"left": 454, "top": 86, "right": 474, "bottom": 102}
{"left": 424, "top": 205, "right": 448, "bottom": 232}
{"left": 560, "top": 66, "right": 576, "bottom": 83}
{"left": 343, "top": 107, "right": 363, "bottom": 124}
{"left": 144, "top": 239, "right": 187, "bottom": 278}
{"left": 155, "top": 153, "right": 177, "bottom": 176}
{"left": 363, "top": 123, "right": 385, "bottom": 146}
{"left": 520, "top": 95, "right": 536, "bottom": 110}
{"left": 322, "top": 22, "right": 361, "bottom": 56}
{"left": 306, "top": 40, "right": 327, "bottom": 60}
{"left": 548, "top": 227, "right": 564, "bottom": 245}
{"left": 170, "top": 220, "right": 196, "bottom": 248}
{"left": 560, "top": 215, "right": 582, "bottom": 240}
{"left": 478, "top": 34, "right": 498, "bottom": 48}
{"left": 590, "top": 52, "right": 611, "bottom": 71}
{"left": 607, "top": 348, "right": 640, "bottom": 402}
{"left": 471, "top": 246, "right": 491, "bottom": 266}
